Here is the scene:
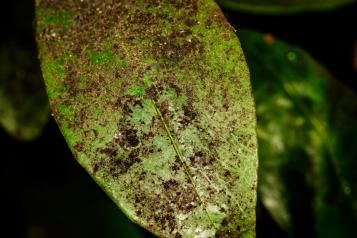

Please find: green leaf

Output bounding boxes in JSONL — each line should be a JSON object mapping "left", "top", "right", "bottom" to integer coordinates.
{"left": 239, "top": 30, "right": 357, "bottom": 237}
{"left": 217, "top": 0, "right": 355, "bottom": 14}
{"left": 36, "top": 1, "right": 258, "bottom": 237}
{"left": 0, "top": 42, "right": 49, "bottom": 141}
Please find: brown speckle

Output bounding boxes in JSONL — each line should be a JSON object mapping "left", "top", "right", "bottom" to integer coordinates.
{"left": 125, "top": 128, "right": 140, "bottom": 147}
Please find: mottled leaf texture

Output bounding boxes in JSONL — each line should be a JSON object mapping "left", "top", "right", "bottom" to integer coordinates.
{"left": 239, "top": 30, "right": 357, "bottom": 237}
{"left": 217, "top": 0, "right": 355, "bottom": 14}
{"left": 36, "top": 1, "right": 258, "bottom": 237}
{"left": 0, "top": 42, "right": 49, "bottom": 141}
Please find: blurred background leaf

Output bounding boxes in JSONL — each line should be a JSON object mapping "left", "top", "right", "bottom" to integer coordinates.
{"left": 217, "top": 0, "right": 355, "bottom": 14}
{"left": 0, "top": 0, "right": 49, "bottom": 141}
{"left": 239, "top": 30, "right": 357, "bottom": 238}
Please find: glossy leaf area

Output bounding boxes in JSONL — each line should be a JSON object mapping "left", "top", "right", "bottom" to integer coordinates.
{"left": 36, "top": 1, "right": 258, "bottom": 237}
{"left": 239, "top": 31, "right": 357, "bottom": 237}
{"left": 0, "top": 41, "right": 49, "bottom": 141}
{"left": 217, "top": 0, "right": 355, "bottom": 14}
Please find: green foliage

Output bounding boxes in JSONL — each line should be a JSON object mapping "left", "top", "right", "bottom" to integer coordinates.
{"left": 239, "top": 30, "right": 357, "bottom": 237}
{"left": 0, "top": 42, "right": 49, "bottom": 141}
{"left": 36, "top": 1, "right": 258, "bottom": 237}
{"left": 0, "top": 1, "right": 354, "bottom": 237}
{"left": 217, "top": 0, "right": 355, "bottom": 14}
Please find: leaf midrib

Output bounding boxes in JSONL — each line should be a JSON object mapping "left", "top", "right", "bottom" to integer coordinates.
{"left": 148, "top": 83, "right": 217, "bottom": 229}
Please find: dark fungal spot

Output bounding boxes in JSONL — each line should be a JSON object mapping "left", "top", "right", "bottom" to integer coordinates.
{"left": 189, "top": 151, "right": 214, "bottom": 167}
{"left": 214, "top": 230, "right": 234, "bottom": 238}
{"left": 72, "top": 107, "right": 89, "bottom": 130}
{"left": 116, "top": 95, "right": 135, "bottom": 114}
{"left": 185, "top": 18, "right": 197, "bottom": 27}
{"left": 176, "top": 186, "right": 199, "bottom": 213}
{"left": 221, "top": 217, "right": 229, "bottom": 226}
{"left": 124, "top": 128, "right": 140, "bottom": 147}
{"left": 224, "top": 170, "right": 231, "bottom": 177}
{"left": 167, "top": 80, "right": 182, "bottom": 94}
{"left": 205, "top": 18, "right": 213, "bottom": 27}
{"left": 159, "top": 100, "right": 170, "bottom": 119}
{"left": 107, "top": 154, "right": 141, "bottom": 178}
{"left": 107, "top": 124, "right": 142, "bottom": 150}
{"left": 98, "top": 146, "right": 117, "bottom": 158}
{"left": 183, "top": 104, "right": 197, "bottom": 120}
{"left": 214, "top": 212, "right": 240, "bottom": 237}
{"left": 83, "top": 129, "right": 98, "bottom": 138}
{"left": 141, "top": 145, "right": 155, "bottom": 155}
{"left": 83, "top": 76, "right": 103, "bottom": 96}
{"left": 92, "top": 162, "right": 100, "bottom": 174}
{"left": 131, "top": 191, "right": 179, "bottom": 233}
{"left": 152, "top": 206, "right": 176, "bottom": 232}
{"left": 96, "top": 126, "right": 142, "bottom": 178}
{"left": 128, "top": 148, "right": 139, "bottom": 160}
{"left": 212, "top": 8, "right": 234, "bottom": 31}
{"left": 162, "top": 179, "right": 180, "bottom": 190}
{"left": 222, "top": 101, "right": 229, "bottom": 111}
{"left": 143, "top": 131, "right": 155, "bottom": 141}
{"left": 174, "top": 233, "right": 183, "bottom": 238}
{"left": 152, "top": 32, "right": 202, "bottom": 62}
{"left": 146, "top": 85, "right": 159, "bottom": 101}
{"left": 138, "top": 171, "right": 146, "bottom": 181}
{"left": 63, "top": 66, "right": 79, "bottom": 97}
{"left": 129, "top": 181, "right": 200, "bottom": 234}
{"left": 134, "top": 192, "right": 145, "bottom": 204}
{"left": 170, "top": 155, "right": 181, "bottom": 172}
{"left": 74, "top": 142, "right": 84, "bottom": 152}
{"left": 181, "top": 103, "right": 197, "bottom": 126}
{"left": 172, "top": 0, "right": 198, "bottom": 11}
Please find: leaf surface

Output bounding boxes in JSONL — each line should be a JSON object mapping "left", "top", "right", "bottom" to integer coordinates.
{"left": 36, "top": 1, "right": 258, "bottom": 237}
{"left": 239, "top": 30, "right": 357, "bottom": 237}
{"left": 217, "top": 0, "right": 355, "bottom": 14}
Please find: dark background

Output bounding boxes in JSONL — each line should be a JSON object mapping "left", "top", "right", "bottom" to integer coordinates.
{"left": 1, "top": 1, "right": 356, "bottom": 238}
